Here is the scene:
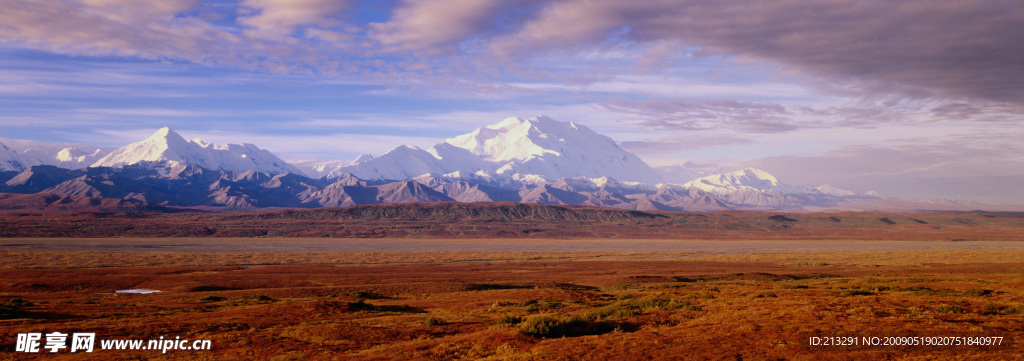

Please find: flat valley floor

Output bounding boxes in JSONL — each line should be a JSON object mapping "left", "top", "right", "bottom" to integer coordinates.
{"left": 2, "top": 238, "right": 1023, "bottom": 360}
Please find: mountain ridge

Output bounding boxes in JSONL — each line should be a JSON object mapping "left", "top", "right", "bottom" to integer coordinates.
{"left": 0, "top": 163, "right": 1011, "bottom": 212}
{"left": 2, "top": 199, "right": 1021, "bottom": 240}
{"left": 0, "top": 116, "right": 1010, "bottom": 212}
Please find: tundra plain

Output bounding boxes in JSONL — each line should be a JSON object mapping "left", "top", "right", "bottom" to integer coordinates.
{"left": 1, "top": 206, "right": 1023, "bottom": 360}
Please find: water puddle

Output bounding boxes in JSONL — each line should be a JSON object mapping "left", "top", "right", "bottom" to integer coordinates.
{"left": 115, "top": 289, "right": 161, "bottom": 294}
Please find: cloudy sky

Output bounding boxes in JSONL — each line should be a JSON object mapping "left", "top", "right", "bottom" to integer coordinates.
{"left": 1, "top": 0, "right": 1022, "bottom": 203}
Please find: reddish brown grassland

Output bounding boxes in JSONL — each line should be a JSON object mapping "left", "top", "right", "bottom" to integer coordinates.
{"left": 1, "top": 205, "right": 1023, "bottom": 360}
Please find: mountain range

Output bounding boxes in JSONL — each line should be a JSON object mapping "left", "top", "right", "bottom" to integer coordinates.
{"left": 0, "top": 116, "right": 997, "bottom": 212}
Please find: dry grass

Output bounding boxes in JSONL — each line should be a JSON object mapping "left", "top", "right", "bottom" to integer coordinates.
{"left": 3, "top": 260, "right": 1021, "bottom": 360}
{"left": 5, "top": 247, "right": 1024, "bottom": 269}
{"left": 3, "top": 229, "right": 1023, "bottom": 359}
{"left": 688, "top": 249, "right": 1024, "bottom": 266}
{"left": 0, "top": 249, "right": 705, "bottom": 269}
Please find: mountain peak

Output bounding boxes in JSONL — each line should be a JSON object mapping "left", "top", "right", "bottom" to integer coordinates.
{"left": 439, "top": 116, "right": 661, "bottom": 184}
{"left": 526, "top": 115, "right": 556, "bottom": 124}
{"left": 91, "top": 127, "right": 303, "bottom": 175}
{"left": 148, "top": 126, "right": 183, "bottom": 140}
{"left": 484, "top": 115, "right": 559, "bottom": 132}
{"left": 488, "top": 116, "right": 526, "bottom": 129}
{"left": 140, "top": 126, "right": 189, "bottom": 148}
{"left": 354, "top": 154, "right": 374, "bottom": 163}
{"left": 735, "top": 168, "right": 779, "bottom": 185}
{"left": 446, "top": 115, "right": 607, "bottom": 163}
{"left": 0, "top": 141, "right": 28, "bottom": 171}
{"left": 153, "top": 126, "right": 172, "bottom": 135}
{"left": 330, "top": 115, "right": 660, "bottom": 184}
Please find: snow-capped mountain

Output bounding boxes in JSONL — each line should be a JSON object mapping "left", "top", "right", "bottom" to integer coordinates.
{"left": 91, "top": 127, "right": 305, "bottom": 175}
{"left": 287, "top": 158, "right": 353, "bottom": 179}
{"left": 324, "top": 143, "right": 490, "bottom": 181}
{"left": 0, "top": 139, "right": 108, "bottom": 171}
{"left": 682, "top": 168, "right": 819, "bottom": 196}
{"left": 23, "top": 147, "right": 105, "bottom": 169}
{"left": 326, "top": 116, "right": 663, "bottom": 185}
{"left": 445, "top": 116, "right": 663, "bottom": 184}
{"left": 674, "top": 168, "right": 825, "bottom": 208}
{"left": 4, "top": 116, "right": 1003, "bottom": 212}
{"left": 816, "top": 184, "right": 856, "bottom": 197}
{"left": 0, "top": 142, "right": 28, "bottom": 172}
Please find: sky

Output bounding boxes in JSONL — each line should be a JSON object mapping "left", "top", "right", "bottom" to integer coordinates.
{"left": 0, "top": 0, "right": 1022, "bottom": 204}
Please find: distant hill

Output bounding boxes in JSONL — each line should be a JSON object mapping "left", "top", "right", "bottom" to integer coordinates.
{"left": 0, "top": 192, "right": 175, "bottom": 214}
{"left": 0, "top": 201, "right": 1020, "bottom": 240}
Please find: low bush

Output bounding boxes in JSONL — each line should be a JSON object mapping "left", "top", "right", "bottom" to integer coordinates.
{"left": 521, "top": 299, "right": 562, "bottom": 312}
{"left": 239, "top": 295, "right": 274, "bottom": 302}
{"left": 519, "top": 297, "right": 691, "bottom": 338}
{"left": 774, "top": 284, "right": 810, "bottom": 289}
{"left": 424, "top": 317, "right": 445, "bottom": 327}
{"left": 348, "top": 300, "right": 422, "bottom": 313}
{"left": 935, "top": 304, "right": 965, "bottom": 313}
{"left": 0, "top": 298, "right": 32, "bottom": 319}
{"left": 497, "top": 315, "right": 522, "bottom": 326}
{"left": 345, "top": 290, "right": 384, "bottom": 299}
{"left": 519, "top": 315, "right": 614, "bottom": 338}
{"left": 199, "top": 296, "right": 227, "bottom": 303}
{"left": 964, "top": 289, "right": 993, "bottom": 297}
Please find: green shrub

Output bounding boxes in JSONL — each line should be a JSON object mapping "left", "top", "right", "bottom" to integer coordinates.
{"left": 774, "top": 284, "right": 810, "bottom": 289}
{"left": 936, "top": 304, "right": 965, "bottom": 313}
{"left": 424, "top": 317, "right": 445, "bottom": 327}
{"left": 519, "top": 315, "right": 613, "bottom": 338}
{"left": 497, "top": 315, "right": 522, "bottom": 326}
{"left": 520, "top": 315, "right": 561, "bottom": 337}
{"left": 582, "top": 297, "right": 690, "bottom": 321}
{"left": 558, "top": 315, "right": 615, "bottom": 337}
{"left": 521, "top": 299, "right": 562, "bottom": 312}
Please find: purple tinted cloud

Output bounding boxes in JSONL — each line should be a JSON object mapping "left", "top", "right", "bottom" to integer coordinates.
{"left": 3, "top": 0, "right": 1021, "bottom": 106}
{"left": 602, "top": 99, "right": 802, "bottom": 133}
{"left": 368, "top": 0, "right": 506, "bottom": 54}
{"left": 491, "top": 0, "right": 1024, "bottom": 105}
{"left": 619, "top": 133, "right": 751, "bottom": 157}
